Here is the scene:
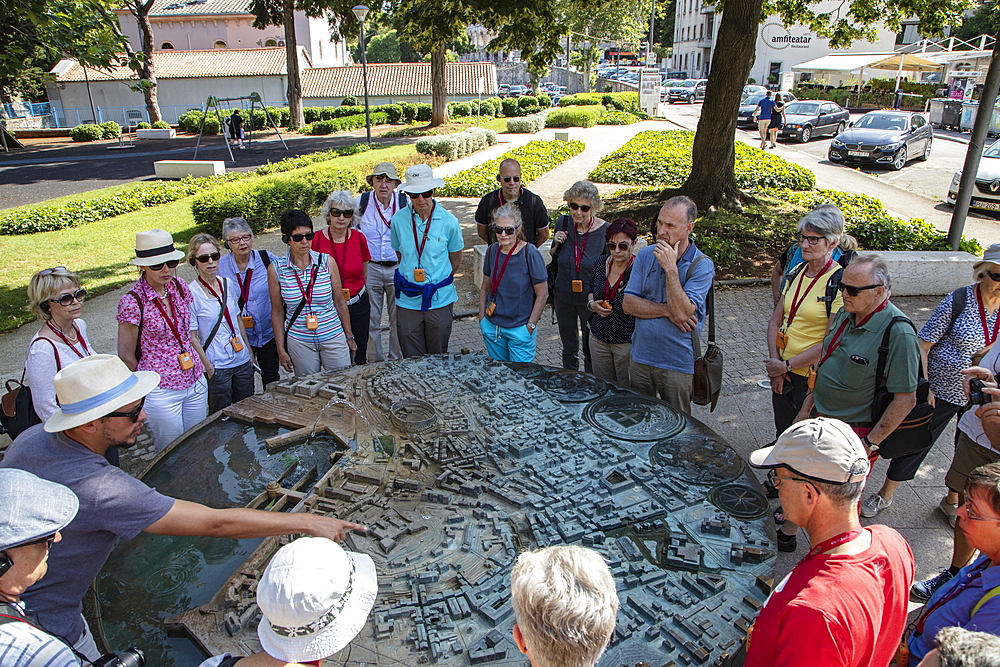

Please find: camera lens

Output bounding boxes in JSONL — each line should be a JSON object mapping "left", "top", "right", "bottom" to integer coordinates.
{"left": 93, "top": 648, "right": 145, "bottom": 667}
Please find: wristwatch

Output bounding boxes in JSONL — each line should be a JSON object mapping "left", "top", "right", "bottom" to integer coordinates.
{"left": 527, "top": 322, "right": 537, "bottom": 332}
{"left": 346, "top": 336, "right": 355, "bottom": 340}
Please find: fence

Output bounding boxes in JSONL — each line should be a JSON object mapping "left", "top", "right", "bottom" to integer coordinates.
{"left": 2, "top": 104, "right": 205, "bottom": 129}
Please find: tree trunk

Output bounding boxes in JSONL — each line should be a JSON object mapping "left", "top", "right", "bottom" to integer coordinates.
{"left": 283, "top": 0, "right": 303, "bottom": 128}
{"left": 131, "top": 0, "right": 162, "bottom": 123}
{"left": 681, "top": 0, "right": 764, "bottom": 211}
{"left": 430, "top": 46, "right": 448, "bottom": 127}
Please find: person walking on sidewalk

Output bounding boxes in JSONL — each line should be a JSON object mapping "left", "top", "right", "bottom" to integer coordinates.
{"left": 753, "top": 90, "right": 776, "bottom": 149}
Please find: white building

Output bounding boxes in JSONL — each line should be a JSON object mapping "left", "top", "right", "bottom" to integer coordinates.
{"left": 671, "top": 0, "right": 900, "bottom": 85}
{"left": 114, "top": 0, "right": 349, "bottom": 68}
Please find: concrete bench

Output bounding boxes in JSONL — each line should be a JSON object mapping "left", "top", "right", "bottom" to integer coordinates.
{"left": 858, "top": 250, "right": 978, "bottom": 296}
{"left": 137, "top": 128, "right": 176, "bottom": 139}
{"left": 154, "top": 160, "right": 225, "bottom": 179}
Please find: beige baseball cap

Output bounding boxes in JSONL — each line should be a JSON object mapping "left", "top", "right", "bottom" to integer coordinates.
{"left": 749, "top": 417, "right": 870, "bottom": 485}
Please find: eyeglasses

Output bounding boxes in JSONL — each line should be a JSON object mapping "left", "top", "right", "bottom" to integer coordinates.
{"left": 986, "top": 271, "right": 1000, "bottom": 282}
{"left": 193, "top": 252, "right": 221, "bottom": 263}
{"left": 20, "top": 533, "right": 57, "bottom": 548}
{"left": 105, "top": 397, "right": 145, "bottom": 423}
{"left": 961, "top": 500, "right": 1000, "bottom": 522}
{"left": 838, "top": 283, "right": 883, "bottom": 297}
{"left": 795, "top": 233, "right": 827, "bottom": 246}
{"left": 282, "top": 232, "right": 315, "bottom": 243}
{"left": 607, "top": 242, "right": 632, "bottom": 252}
{"left": 494, "top": 226, "right": 519, "bottom": 236}
{"left": 148, "top": 260, "right": 180, "bottom": 271}
{"left": 329, "top": 209, "right": 355, "bottom": 218}
{"left": 767, "top": 468, "right": 821, "bottom": 494}
{"left": 499, "top": 175, "right": 521, "bottom": 183}
{"left": 227, "top": 234, "right": 252, "bottom": 245}
{"left": 38, "top": 267, "right": 67, "bottom": 276}
{"left": 410, "top": 190, "right": 435, "bottom": 199}
{"left": 47, "top": 289, "right": 87, "bottom": 307}
{"left": 568, "top": 202, "right": 592, "bottom": 212}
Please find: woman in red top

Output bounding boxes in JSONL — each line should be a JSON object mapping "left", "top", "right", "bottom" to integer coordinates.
{"left": 314, "top": 190, "right": 372, "bottom": 364}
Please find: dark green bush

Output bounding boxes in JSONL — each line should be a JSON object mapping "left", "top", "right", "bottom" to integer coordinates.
{"left": 555, "top": 95, "right": 601, "bottom": 107}
{"left": 400, "top": 102, "right": 418, "bottom": 123}
{"left": 536, "top": 93, "right": 552, "bottom": 109}
{"left": 135, "top": 122, "right": 152, "bottom": 130}
{"left": 69, "top": 124, "right": 103, "bottom": 142}
{"left": 99, "top": 121, "right": 121, "bottom": 139}
{"left": 449, "top": 101, "right": 471, "bottom": 117}
{"left": 342, "top": 96, "right": 358, "bottom": 106}
{"left": 559, "top": 92, "right": 640, "bottom": 113}
{"left": 373, "top": 104, "right": 403, "bottom": 123}
{"left": 546, "top": 106, "right": 604, "bottom": 128}
{"left": 304, "top": 107, "right": 323, "bottom": 123}
{"left": 518, "top": 96, "right": 537, "bottom": 109}
{"left": 301, "top": 112, "right": 388, "bottom": 135}
{"left": 334, "top": 105, "right": 365, "bottom": 118}
{"left": 439, "top": 139, "right": 585, "bottom": 197}
{"left": 501, "top": 98, "right": 519, "bottom": 117}
{"left": 415, "top": 103, "right": 432, "bottom": 122}
{"left": 177, "top": 111, "right": 220, "bottom": 134}
{"left": 151, "top": 120, "right": 171, "bottom": 129}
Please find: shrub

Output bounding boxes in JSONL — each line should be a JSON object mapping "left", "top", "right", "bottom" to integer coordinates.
{"left": 449, "top": 101, "right": 471, "bottom": 117}
{"left": 135, "top": 122, "right": 152, "bottom": 130}
{"left": 99, "top": 121, "right": 121, "bottom": 139}
{"left": 546, "top": 106, "right": 604, "bottom": 128}
{"left": 598, "top": 110, "right": 641, "bottom": 125}
{"left": 191, "top": 163, "right": 360, "bottom": 233}
{"left": 69, "top": 124, "right": 104, "bottom": 142}
{"left": 416, "top": 127, "right": 498, "bottom": 161}
{"left": 506, "top": 113, "right": 547, "bottom": 133}
{"left": 151, "top": 120, "right": 171, "bottom": 129}
{"left": 589, "top": 130, "right": 815, "bottom": 191}
{"left": 177, "top": 111, "right": 220, "bottom": 134}
{"left": 501, "top": 98, "right": 519, "bottom": 117}
{"left": 415, "top": 103, "right": 432, "bottom": 122}
{"left": 373, "top": 104, "right": 403, "bottom": 123}
{"left": 439, "top": 139, "right": 585, "bottom": 197}
{"left": 536, "top": 93, "right": 552, "bottom": 109}
{"left": 484, "top": 97, "right": 503, "bottom": 116}
{"left": 334, "top": 105, "right": 365, "bottom": 118}
{"left": 400, "top": 102, "right": 418, "bottom": 123}
{"left": 303, "top": 107, "right": 323, "bottom": 123}
{"left": 342, "top": 96, "right": 358, "bottom": 106}
{"left": 559, "top": 92, "right": 640, "bottom": 113}
{"left": 556, "top": 95, "right": 601, "bottom": 107}
{"left": 267, "top": 106, "right": 291, "bottom": 127}
{"left": 518, "top": 95, "right": 537, "bottom": 109}
{"left": 300, "top": 111, "right": 388, "bottom": 135}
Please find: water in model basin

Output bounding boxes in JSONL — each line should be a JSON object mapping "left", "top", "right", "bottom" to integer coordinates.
{"left": 96, "top": 418, "right": 338, "bottom": 666}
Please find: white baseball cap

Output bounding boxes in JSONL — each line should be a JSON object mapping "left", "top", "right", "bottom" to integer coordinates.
{"left": 749, "top": 417, "right": 870, "bottom": 485}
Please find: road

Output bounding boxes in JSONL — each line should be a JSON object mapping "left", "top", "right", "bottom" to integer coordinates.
{"left": 660, "top": 101, "right": 1000, "bottom": 247}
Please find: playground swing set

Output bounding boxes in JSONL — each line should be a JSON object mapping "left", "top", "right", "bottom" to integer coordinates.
{"left": 193, "top": 91, "right": 288, "bottom": 160}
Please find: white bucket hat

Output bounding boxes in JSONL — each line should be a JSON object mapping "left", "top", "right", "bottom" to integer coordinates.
{"left": 397, "top": 164, "right": 445, "bottom": 194}
{"left": 45, "top": 355, "right": 160, "bottom": 432}
{"left": 257, "top": 537, "right": 378, "bottom": 663}
{"left": 974, "top": 243, "right": 1000, "bottom": 273}
{"left": 132, "top": 228, "right": 186, "bottom": 266}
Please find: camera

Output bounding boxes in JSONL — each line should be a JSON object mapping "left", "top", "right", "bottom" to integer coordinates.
{"left": 92, "top": 648, "right": 145, "bottom": 667}
{"left": 968, "top": 378, "right": 993, "bottom": 407}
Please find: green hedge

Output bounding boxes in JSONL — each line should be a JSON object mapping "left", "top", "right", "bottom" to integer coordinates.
{"left": 546, "top": 106, "right": 604, "bottom": 128}
{"left": 438, "top": 139, "right": 585, "bottom": 197}
{"left": 559, "top": 92, "right": 641, "bottom": 114}
{"left": 70, "top": 124, "right": 103, "bottom": 142}
{"left": 373, "top": 104, "right": 404, "bottom": 123}
{"left": 152, "top": 120, "right": 171, "bottom": 129}
{"left": 191, "top": 163, "right": 360, "bottom": 233}
{"left": 136, "top": 122, "right": 151, "bottom": 130}
{"left": 415, "top": 127, "right": 498, "bottom": 161}
{"left": 506, "top": 113, "right": 547, "bottom": 133}
{"left": 598, "top": 110, "right": 641, "bottom": 125}
{"left": 300, "top": 111, "right": 388, "bottom": 135}
{"left": 589, "top": 130, "right": 815, "bottom": 191}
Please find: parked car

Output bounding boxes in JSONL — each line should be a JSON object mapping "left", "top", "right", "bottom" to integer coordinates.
{"left": 946, "top": 139, "right": 1000, "bottom": 212}
{"left": 498, "top": 84, "right": 510, "bottom": 98}
{"left": 667, "top": 79, "right": 708, "bottom": 104}
{"left": 743, "top": 85, "right": 768, "bottom": 96}
{"left": 828, "top": 110, "right": 933, "bottom": 171}
{"left": 557, "top": 86, "right": 567, "bottom": 95}
{"left": 779, "top": 100, "right": 850, "bottom": 143}
{"left": 736, "top": 92, "right": 798, "bottom": 126}
{"left": 508, "top": 85, "right": 527, "bottom": 98}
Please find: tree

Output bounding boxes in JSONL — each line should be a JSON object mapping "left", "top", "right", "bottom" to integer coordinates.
{"left": 563, "top": 0, "right": 648, "bottom": 93}
{"left": 953, "top": 1, "right": 1000, "bottom": 44}
{"left": 681, "top": 0, "right": 970, "bottom": 211}
{"left": 121, "top": 0, "right": 163, "bottom": 122}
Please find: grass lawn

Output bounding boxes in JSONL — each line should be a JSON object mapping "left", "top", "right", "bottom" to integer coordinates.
{"left": 0, "top": 143, "right": 431, "bottom": 332}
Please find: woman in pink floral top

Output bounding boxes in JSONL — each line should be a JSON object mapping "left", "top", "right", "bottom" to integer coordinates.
{"left": 117, "top": 229, "right": 211, "bottom": 451}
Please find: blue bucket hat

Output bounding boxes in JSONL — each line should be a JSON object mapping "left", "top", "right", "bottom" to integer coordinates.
{"left": 0, "top": 469, "right": 79, "bottom": 551}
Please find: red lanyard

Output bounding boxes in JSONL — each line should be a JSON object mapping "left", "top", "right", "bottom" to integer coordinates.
{"left": 784, "top": 258, "right": 833, "bottom": 329}
{"left": 198, "top": 277, "right": 238, "bottom": 336}
{"left": 375, "top": 195, "right": 397, "bottom": 227}
{"left": 914, "top": 558, "right": 992, "bottom": 635}
{"left": 572, "top": 217, "right": 594, "bottom": 274}
{"left": 292, "top": 262, "right": 317, "bottom": 307}
{"left": 490, "top": 242, "right": 520, "bottom": 297}
{"left": 976, "top": 284, "right": 1000, "bottom": 346}
{"left": 235, "top": 268, "right": 253, "bottom": 313}
{"left": 802, "top": 528, "right": 863, "bottom": 563}
{"left": 411, "top": 205, "right": 433, "bottom": 267}
{"left": 46, "top": 322, "right": 90, "bottom": 359}
{"left": 150, "top": 291, "right": 189, "bottom": 352}
{"left": 819, "top": 299, "right": 889, "bottom": 365}
{"left": 605, "top": 256, "right": 633, "bottom": 302}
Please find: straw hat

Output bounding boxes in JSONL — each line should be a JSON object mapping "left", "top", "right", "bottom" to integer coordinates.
{"left": 131, "top": 229, "right": 186, "bottom": 266}
{"left": 257, "top": 537, "right": 378, "bottom": 663}
{"left": 0, "top": 469, "right": 79, "bottom": 551}
{"left": 365, "top": 162, "right": 400, "bottom": 186}
{"left": 44, "top": 355, "right": 160, "bottom": 432}
{"left": 397, "top": 164, "right": 445, "bottom": 194}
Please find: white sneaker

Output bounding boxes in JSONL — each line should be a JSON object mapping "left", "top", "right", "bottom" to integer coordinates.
{"left": 938, "top": 497, "right": 958, "bottom": 528}
{"left": 861, "top": 493, "right": 892, "bottom": 518}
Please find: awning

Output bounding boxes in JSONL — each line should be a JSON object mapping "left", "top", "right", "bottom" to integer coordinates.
{"left": 792, "top": 52, "right": 941, "bottom": 73}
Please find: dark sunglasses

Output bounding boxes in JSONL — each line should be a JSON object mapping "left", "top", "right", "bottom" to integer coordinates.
{"left": 607, "top": 242, "right": 632, "bottom": 252}
{"left": 282, "top": 232, "right": 316, "bottom": 243}
{"left": 498, "top": 175, "right": 521, "bottom": 183}
{"left": 38, "top": 266, "right": 67, "bottom": 276}
{"left": 838, "top": 282, "right": 883, "bottom": 297}
{"left": 148, "top": 260, "right": 180, "bottom": 271}
{"left": 47, "top": 288, "right": 87, "bottom": 307}
{"left": 794, "top": 233, "right": 826, "bottom": 246}
{"left": 193, "top": 252, "right": 221, "bottom": 263}
{"left": 410, "top": 190, "right": 435, "bottom": 199}
{"left": 986, "top": 271, "right": 1000, "bottom": 282}
{"left": 494, "top": 226, "right": 519, "bottom": 236}
{"left": 20, "top": 533, "right": 57, "bottom": 548}
{"left": 568, "top": 202, "right": 592, "bottom": 212}
{"left": 105, "top": 397, "right": 145, "bottom": 423}
{"left": 329, "top": 209, "right": 355, "bottom": 218}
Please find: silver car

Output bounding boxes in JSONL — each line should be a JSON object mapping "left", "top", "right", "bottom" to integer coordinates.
{"left": 947, "top": 139, "right": 1000, "bottom": 212}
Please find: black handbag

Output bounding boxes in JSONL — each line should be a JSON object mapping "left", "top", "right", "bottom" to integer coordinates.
{"left": 871, "top": 316, "right": 933, "bottom": 458}
{"left": 1, "top": 338, "right": 60, "bottom": 439}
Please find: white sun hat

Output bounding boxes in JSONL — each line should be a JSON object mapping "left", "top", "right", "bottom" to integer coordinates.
{"left": 397, "top": 163, "right": 445, "bottom": 193}
{"left": 44, "top": 354, "right": 160, "bottom": 432}
{"left": 131, "top": 228, "right": 186, "bottom": 266}
{"left": 256, "top": 537, "right": 378, "bottom": 663}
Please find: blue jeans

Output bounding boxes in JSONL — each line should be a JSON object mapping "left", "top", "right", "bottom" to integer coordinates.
{"left": 480, "top": 318, "right": 536, "bottom": 363}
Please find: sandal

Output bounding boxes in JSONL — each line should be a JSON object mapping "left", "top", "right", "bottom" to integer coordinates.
{"left": 773, "top": 506, "right": 786, "bottom": 525}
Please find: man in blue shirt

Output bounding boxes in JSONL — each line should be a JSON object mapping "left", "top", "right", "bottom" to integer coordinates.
{"left": 623, "top": 196, "right": 714, "bottom": 413}
{"left": 391, "top": 164, "right": 465, "bottom": 357}
{"left": 753, "top": 90, "right": 776, "bottom": 149}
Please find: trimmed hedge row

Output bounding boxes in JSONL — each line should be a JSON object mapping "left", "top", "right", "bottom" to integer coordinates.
{"left": 69, "top": 121, "right": 121, "bottom": 142}
{"left": 415, "top": 127, "right": 498, "bottom": 161}
{"left": 559, "top": 92, "right": 641, "bottom": 113}
{"left": 589, "top": 130, "right": 816, "bottom": 191}
{"left": 546, "top": 107, "right": 604, "bottom": 128}
{"left": 506, "top": 113, "right": 547, "bottom": 133}
{"left": 598, "top": 111, "right": 641, "bottom": 125}
{"left": 300, "top": 111, "right": 388, "bottom": 135}
{"left": 438, "top": 139, "right": 585, "bottom": 197}
{"left": 191, "top": 163, "right": 360, "bottom": 233}
{"left": 303, "top": 105, "right": 365, "bottom": 123}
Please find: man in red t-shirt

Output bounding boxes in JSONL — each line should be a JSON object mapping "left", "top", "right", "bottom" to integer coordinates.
{"left": 746, "top": 418, "right": 915, "bottom": 667}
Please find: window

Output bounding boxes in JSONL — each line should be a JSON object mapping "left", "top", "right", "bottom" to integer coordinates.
{"left": 160, "top": 41, "right": 174, "bottom": 49}
{"left": 699, "top": 24, "right": 704, "bottom": 39}
{"left": 696, "top": 52, "right": 701, "bottom": 70}
{"left": 912, "top": 114, "right": 926, "bottom": 128}
{"left": 768, "top": 61, "right": 781, "bottom": 86}
{"left": 214, "top": 40, "right": 227, "bottom": 48}
{"left": 264, "top": 38, "right": 277, "bottom": 47}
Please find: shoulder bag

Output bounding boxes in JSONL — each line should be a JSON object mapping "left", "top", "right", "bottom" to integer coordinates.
{"left": 871, "top": 316, "right": 933, "bottom": 458}
{"left": 546, "top": 215, "right": 570, "bottom": 307}
{"left": 687, "top": 254, "right": 723, "bottom": 411}
{"left": 1, "top": 338, "right": 62, "bottom": 438}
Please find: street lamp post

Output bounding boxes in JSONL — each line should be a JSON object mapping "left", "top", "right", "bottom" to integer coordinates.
{"left": 352, "top": 4, "right": 372, "bottom": 144}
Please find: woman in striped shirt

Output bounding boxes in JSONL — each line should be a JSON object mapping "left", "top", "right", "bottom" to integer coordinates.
{"left": 268, "top": 209, "right": 356, "bottom": 376}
